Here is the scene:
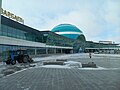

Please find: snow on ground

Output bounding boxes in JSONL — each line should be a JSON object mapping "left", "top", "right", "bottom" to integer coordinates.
{"left": 33, "top": 53, "right": 89, "bottom": 62}
{"left": 33, "top": 53, "right": 120, "bottom": 62}
{"left": 0, "top": 53, "right": 120, "bottom": 78}
{"left": 39, "top": 61, "right": 82, "bottom": 69}
{"left": 31, "top": 53, "right": 120, "bottom": 70}
{"left": 41, "top": 65, "right": 70, "bottom": 69}
{"left": 64, "top": 61, "right": 82, "bottom": 68}
{"left": 40, "top": 64, "right": 119, "bottom": 70}
{"left": 79, "top": 66, "right": 105, "bottom": 70}
{"left": 33, "top": 54, "right": 72, "bottom": 61}
{"left": 0, "top": 62, "right": 6, "bottom": 72}
{"left": 93, "top": 53, "right": 120, "bottom": 58}
{"left": 38, "top": 60, "right": 104, "bottom": 70}
{"left": 39, "top": 64, "right": 105, "bottom": 70}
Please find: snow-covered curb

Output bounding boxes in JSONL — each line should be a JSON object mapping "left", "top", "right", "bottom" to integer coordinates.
{"left": 40, "top": 65, "right": 70, "bottom": 69}
{"left": 0, "top": 53, "right": 120, "bottom": 78}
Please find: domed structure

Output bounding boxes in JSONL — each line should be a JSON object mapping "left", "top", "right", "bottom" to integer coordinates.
{"left": 51, "top": 24, "right": 86, "bottom": 41}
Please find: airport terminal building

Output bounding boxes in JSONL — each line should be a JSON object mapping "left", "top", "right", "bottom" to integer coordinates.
{"left": 0, "top": 1, "right": 120, "bottom": 62}
{"left": 0, "top": 15, "right": 75, "bottom": 61}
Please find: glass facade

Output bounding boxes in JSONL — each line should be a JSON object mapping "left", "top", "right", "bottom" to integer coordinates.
{"left": 0, "top": 16, "right": 73, "bottom": 61}
{"left": 37, "top": 48, "right": 46, "bottom": 54}
{"left": 84, "top": 41, "right": 120, "bottom": 54}
{"left": 1, "top": 15, "right": 46, "bottom": 43}
{"left": 0, "top": 45, "right": 29, "bottom": 61}
{"left": 46, "top": 32, "right": 74, "bottom": 47}
{"left": 0, "top": 24, "right": 45, "bottom": 43}
{"left": 0, "top": 44, "right": 69, "bottom": 61}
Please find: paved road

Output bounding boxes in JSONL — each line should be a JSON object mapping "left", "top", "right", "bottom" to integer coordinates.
{"left": 0, "top": 68, "right": 120, "bottom": 90}
{"left": 0, "top": 54, "right": 120, "bottom": 90}
{"left": 69, "top": 54, "right": 120, "bottom": 68}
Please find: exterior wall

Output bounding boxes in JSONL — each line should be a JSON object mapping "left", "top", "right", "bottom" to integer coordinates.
{"left": 0, "top": 36, "right": 46, "bottom": 47}
{"left": 85, "top": 41, "right": 120, "bottom": 54}
{"left": 45, "top": 31, "right": 74, "bottom": 47}
{"left": 1, "top": 16, "right": 44, "bottom": 43}
{"left": 0, "top": 35, "right": 73, "bottom": 61}
{"left": 0, "top": 16, "right": 73, "bottom": 61}
{"left": 85, "top": 48, "right": 120, "bottom": 54}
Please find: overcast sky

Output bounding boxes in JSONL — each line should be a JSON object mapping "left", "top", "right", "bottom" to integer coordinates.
{"left": 2, "top": 0, "right": 120, "bottom": 43}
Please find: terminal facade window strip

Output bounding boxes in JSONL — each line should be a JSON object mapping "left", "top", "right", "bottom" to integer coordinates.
{"left": 84, "top": 41, "right": 120, "bottom": 53}
{"left": 0, "top": 24, "right": 44, "bottom": 43}
{"left": 0, "top": 44, "right": 29, "bottom": 61}
{"left": 46, "top": 32, "right": 74, "bottom": 47}
{"left": 85, "top": 41, "right": 119, "bottom": 49}
{"left": 1, "top": 15, "right": 46, "bottom": 43}
{"left": 0, "top": 44, "right": 69, "bottom": 61}
{"left": 1, "top": 15, "right": 75, "bottom": 47}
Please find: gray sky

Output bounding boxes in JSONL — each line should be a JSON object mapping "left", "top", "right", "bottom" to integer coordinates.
{"left": 2, "top": 0, "right": 120, "bottom": 43}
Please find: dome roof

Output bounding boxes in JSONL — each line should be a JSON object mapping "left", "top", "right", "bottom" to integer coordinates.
{"left": 51, "top": 24, "right": 83, "bottom": 33}
{"left": 51, "top": 24, "right": 86, "bottom": 40}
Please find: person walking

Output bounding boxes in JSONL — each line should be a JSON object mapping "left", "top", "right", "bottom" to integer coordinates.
{"left": 89, "top": 52, "right": 92, "bottom": 58}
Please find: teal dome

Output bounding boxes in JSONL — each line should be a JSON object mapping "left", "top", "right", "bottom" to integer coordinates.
{"left": 52, "top": 24, "right": 83, "bottom": 33}
{"left": 51, "top": 24, "right": 86, "bottom": 41}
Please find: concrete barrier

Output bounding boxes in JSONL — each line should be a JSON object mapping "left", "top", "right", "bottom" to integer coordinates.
{"left": 43, "top": 61, "right": 64, "bottom": 65}
{"left": 82, "top": 62, "right": 97, "bottom": 68}
{"left": 56, "top": 59, "right": 67, "bottom": 62}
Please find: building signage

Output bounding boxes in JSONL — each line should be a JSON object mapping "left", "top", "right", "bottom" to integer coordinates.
{"left": 1, "top": 8, "right": 24, "bottom": 24}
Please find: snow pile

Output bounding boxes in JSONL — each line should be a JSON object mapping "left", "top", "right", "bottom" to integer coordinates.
{"left": 79, "top": 66, "right": 105, "bottom": 70}
{"left": 0, "top": 62, "right": 7, "bottom": 77}
{"left": 40, "top": 61, "right": 82, "bottom": 69}
{"left": 41, "top": 65, "right": 70, "bottom": 69}
{"left": 64, "top": 61, "right": 82, "bottom": 68}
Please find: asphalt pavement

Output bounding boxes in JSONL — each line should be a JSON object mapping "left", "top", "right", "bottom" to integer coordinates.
{"left": 0, "top": 53, "right": 120, "bottom": 90}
